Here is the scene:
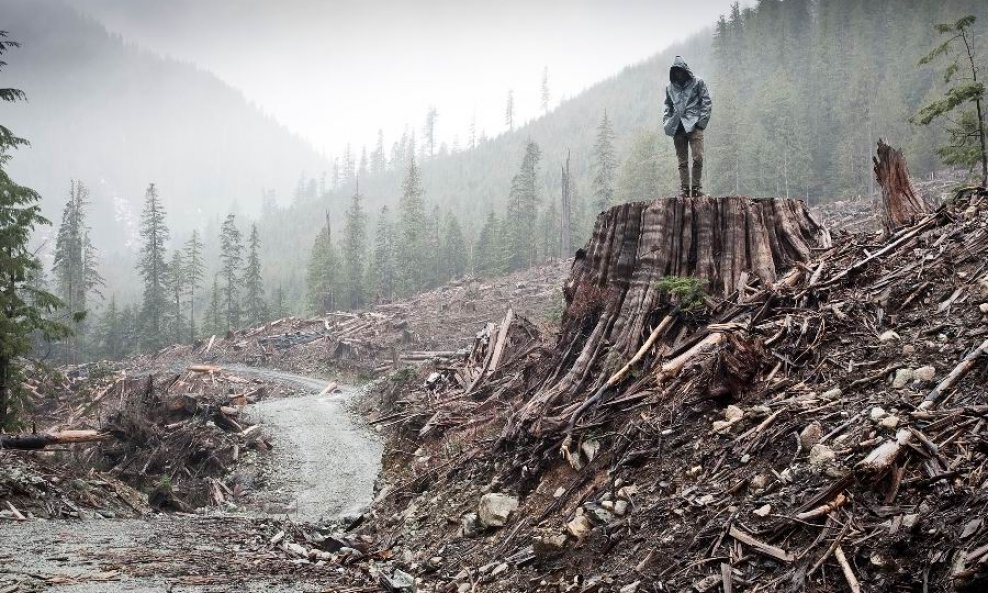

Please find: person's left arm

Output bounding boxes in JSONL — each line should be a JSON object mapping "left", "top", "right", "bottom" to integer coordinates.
{"left": 696, "top": 80, "right": 712, "bottom": 130}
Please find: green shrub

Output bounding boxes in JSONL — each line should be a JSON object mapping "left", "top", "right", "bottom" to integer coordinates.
{"left": 655, "top": 275, "right": 707, "bottom": 312}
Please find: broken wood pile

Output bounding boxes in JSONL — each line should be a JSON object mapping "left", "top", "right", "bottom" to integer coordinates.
{"left": 2, "top": 365, "right": 273, "bottom": 515}
{"left": 372, "top": 308, "right": 544, "bottom": 441}
{"left": 152, "top": 260, "right": 568, "bottom": 377}
{"left": 94, "top": 367, "right": 272, "bottom": 510}
{"left": 358, "top": 189, "right": 988, "bottom": 592}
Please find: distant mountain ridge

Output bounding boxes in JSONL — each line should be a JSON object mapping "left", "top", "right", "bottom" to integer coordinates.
{"left": 1, "top": 0, "right": 329, "bottom": 249}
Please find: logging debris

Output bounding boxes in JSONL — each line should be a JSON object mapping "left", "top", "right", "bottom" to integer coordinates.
{"left": 149, "top": 261, "right": 568, "bottom": 377}
{"left": 2, "top": 366, "right": 274, "bottom": 517}
{"left": 355, "top": 190, "right": 988, "bottom": 593}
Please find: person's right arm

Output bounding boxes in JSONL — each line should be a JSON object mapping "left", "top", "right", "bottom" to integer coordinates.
{"left": 663, "top": 87, "right": 674, "bottom": 127}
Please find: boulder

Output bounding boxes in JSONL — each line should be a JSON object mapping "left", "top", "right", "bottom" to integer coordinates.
{"left": 477, "top": 493, "right": 519, "bottom": 528}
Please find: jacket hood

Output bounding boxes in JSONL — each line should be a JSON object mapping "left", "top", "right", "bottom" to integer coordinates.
{"left": 670, "top": 55, "right": 695, "bottom": 84}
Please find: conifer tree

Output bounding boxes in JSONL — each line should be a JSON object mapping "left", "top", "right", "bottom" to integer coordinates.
{"left": 206, "top": 275, "right": 222, "bottom": 335}
{"left": 341, "top": 189, "right": 367, "bottom": 309}
{"left": 914, "top": 15, "right": 987, "bottom": 186}
{"left": 505, "top": 141, "right": 542, "bottom": 270}
{"left": 473, "top": 211, "right": 500, "bottom": 277}
{"left": 243, "top": 223, "right": 267, "bottom": 325}
{"left": 505, "top": 90, "right": 515, "bottom": 131}
{"left": 0, "top": 32, "right": 71, "bottom": 426}
{"left": 183, "top": 230, "right": 204, "bottom": 342}
{"left": 427, "top": 204, "right": 442, "bottom": 287}
{"left": 541, "top": 196, "right": 561, "bottom": 262}
{"left": 219, "top": 214, "right": 243, "bottom": 331}
{"left": 136, "top": 183, "right": 169, "bottom": 351}
{"left": 369, "top": 205, "right": 396, "bottom": 302}
{"left": 306, "top": 214, "right": 338, "bottom": 313}
{"left": 591, "top": 110, "right": 617, "bottom": 211}
{"left": 617, "top": 129, "right": 663, "bottom": 203}
{"left": 396, "top": 157, "right": 427, "bottom": 295}
{"left": 424, "top": 106, "right": 438, "bottom": 159}
{"left": 371, "top": 129, "right": 386, "bottom": 173}
{"left": 560, "top": 151, "right": 573, "bottom": 257}
{"left": 358, "top": 146, "right": 369, "bottom": 178}
{"left": 96, "top": 295, "right": 123, "bottom": 360}
{"left": 441, "top": 212, "right": 468, "bottom": 280}
{"left": 118, "top": 303, "right": 138, "bottom": 355}
{"left": 52, "top": 180, "right": 103, "bottom": 360}
{"left": 271, "top": 285, "right": 285, "bottom": 319}
{"left": 164, "top": 250, "right": 185, "bottom": 344}
{"left": 342, "top": 143, "right": 355, "bottom": 184}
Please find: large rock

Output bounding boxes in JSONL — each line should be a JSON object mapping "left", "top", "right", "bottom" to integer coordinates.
{"left": 477, "top": 493, "right": 519, "bottom": 528}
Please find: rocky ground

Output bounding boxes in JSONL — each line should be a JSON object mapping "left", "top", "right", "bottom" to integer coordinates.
{"left": 347, "top": 189, "right": 988, "bottom": 593}
{"left": 1, "top": 262, "right": 571, "bottom": 592}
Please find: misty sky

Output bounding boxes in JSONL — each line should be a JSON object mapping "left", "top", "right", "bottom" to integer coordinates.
{"left": 79, "top": 0, "right": 740, "bottom": 159}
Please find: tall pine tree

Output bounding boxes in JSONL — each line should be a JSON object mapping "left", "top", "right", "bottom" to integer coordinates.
{"left": 369, "top": 205, "right": 396, "bottom": 303}
{"left": 0, "top": 31, "right": 71, "bottom": 426}
{"left": 441, "top": 212, "right": 468, "bottom": 280}
{"left": 219, "top": 214, "right": 243, "bottom": 331}
{"left": 52, "top": 179, "right": 103, "bottom": 360}
{"left": 505, "top": 142, "right": 542, "bottom": 271}
{"left": 396, "top": 157, "right": 427, "bottom": 295}
{"left": 164, "top": 250, "right": 185, "bottom": 344}
{"left": 341, "top": 189, "right": 367, "bottom": 309}
{"left": 306, "top": 214, "right": 338, "bottom": 313}
{"left": 183, "top": 230, "right": 205, "bottom": 342}
{"left": 136, "top": 183, "right": 169, "bottom": 351}
{"left": 591, "top": 110, "right": 617, "bottom": 212}
{"left": 243, "top": 223, "right": 268, "bottom": 325}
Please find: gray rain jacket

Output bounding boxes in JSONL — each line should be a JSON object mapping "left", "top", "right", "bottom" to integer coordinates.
{"left": 662, "top": 56, "right": 712, "bottom": 137}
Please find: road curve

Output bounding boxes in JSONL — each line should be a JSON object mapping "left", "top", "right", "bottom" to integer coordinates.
{"left": 229, "top": 365, "right": 383, "bottom": 524}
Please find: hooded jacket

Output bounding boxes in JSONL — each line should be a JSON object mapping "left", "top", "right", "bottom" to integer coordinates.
{"left": 662, "top": 56, "right": 712, "bottom": 137}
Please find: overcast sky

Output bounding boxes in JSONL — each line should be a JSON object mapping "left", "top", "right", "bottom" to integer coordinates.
{"left": 79, "top": 0, "right": 740, "bottom": 159}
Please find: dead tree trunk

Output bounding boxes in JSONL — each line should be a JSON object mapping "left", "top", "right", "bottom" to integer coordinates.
{"left": 509, "top": 196, "right": 829, "bottom": 436}
{"left": 874, "top": 139, "right": 930, "bottom": 234}
{"left": 0, "top": 429, "right": 110, "bottom": 450}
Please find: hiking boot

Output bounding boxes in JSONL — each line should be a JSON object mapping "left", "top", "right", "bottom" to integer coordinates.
{"left": 680, "top": 188, "right": 691, "bottom": 198}
{"left": 691, "top": 188, "right": 705, "bottom": 197}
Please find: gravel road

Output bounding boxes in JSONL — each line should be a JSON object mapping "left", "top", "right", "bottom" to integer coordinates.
{"left": 232, "top": 365, "right": 383, "bottom": 523}
{"left": 0, "top": 367, "right": 383, "bottom": 592}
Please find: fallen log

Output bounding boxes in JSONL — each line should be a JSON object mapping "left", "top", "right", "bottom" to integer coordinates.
{"left": 0, "top": 429, "right": 111, "bottom": 450}
{"left": 922, "top": 337, "right": 988, "bottom": 410}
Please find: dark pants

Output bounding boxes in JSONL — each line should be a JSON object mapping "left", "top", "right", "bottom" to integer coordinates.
{"left": 674, "top": 128, "right": 704, "bottom": 194}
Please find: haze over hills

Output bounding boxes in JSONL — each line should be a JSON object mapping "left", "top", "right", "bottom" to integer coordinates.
{"left": 1, "top": 0, "right": 329, "bottom": 251}
{"left": 4, "top": 0, "right": 985, "bottom": 320}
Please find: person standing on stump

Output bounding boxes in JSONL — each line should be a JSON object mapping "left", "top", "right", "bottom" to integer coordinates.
{"left": 663, "top": 56, "right": 712, "bottom": 197}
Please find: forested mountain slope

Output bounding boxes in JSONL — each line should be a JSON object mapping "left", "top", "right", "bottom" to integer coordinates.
{"left": 261, "top": 0, "right": 987, "bottom": 311}
{"left": 707, "top": 0, "right": 988, "bottom": 200}
{"left": 1, "top": 0, "right": 328, "bottom": 245}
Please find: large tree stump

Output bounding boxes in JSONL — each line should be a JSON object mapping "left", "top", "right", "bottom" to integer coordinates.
{"left": 510, "top": 196, "right": 829, "bottom": 436}
{"left": 874, "top": 139, "right": 930, "bottom": 234}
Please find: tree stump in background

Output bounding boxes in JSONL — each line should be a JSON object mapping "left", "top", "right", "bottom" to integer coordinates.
{"left": 874, "top": 139, "right": 931, "bottom": 234}
{"left": 511, "top": 196, "right": 830, "bottom": 436}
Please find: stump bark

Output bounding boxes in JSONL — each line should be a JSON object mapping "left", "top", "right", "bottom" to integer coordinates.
{"left": 874, "top": 139, "right": 930, "bottom": 234}
{"left": 510, "top": 196, "right": 829, "bottom": 436}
